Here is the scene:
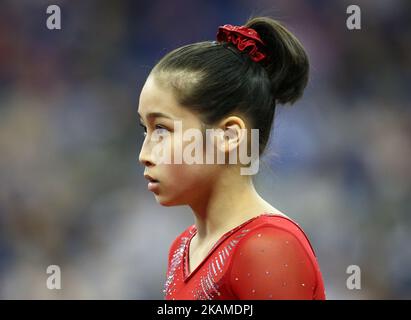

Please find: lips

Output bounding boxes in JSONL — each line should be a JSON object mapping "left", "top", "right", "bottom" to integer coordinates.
{"left": 144, "top": 174, "right": 159, "bottom": 183}
{"left": 144, "top": 174, "right": 160, "bottom": 193}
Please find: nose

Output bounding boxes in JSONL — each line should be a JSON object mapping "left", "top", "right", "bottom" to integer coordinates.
{"left": 138, "top": 139, "right": 155, "bottom": 167}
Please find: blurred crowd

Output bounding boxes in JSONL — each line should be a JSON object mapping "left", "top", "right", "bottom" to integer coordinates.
{"left": 0, "top": 0, "right": 410, "bottom": 298}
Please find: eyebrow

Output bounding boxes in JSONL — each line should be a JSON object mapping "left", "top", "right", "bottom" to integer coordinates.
{"left": 138, "top": 112, "right": 176, "bottom": 122}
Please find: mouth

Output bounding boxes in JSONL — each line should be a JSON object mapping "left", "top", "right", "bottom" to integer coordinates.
{"left": 144, "top": 174, "right": 160, "bottom": 192}
{"left": 144, "top": 174, "right": 159, "bottom": 183}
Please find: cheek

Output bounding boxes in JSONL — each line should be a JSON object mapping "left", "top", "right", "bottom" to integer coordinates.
{"left": 157, "top": 128, "right": 217, "bottom": 189}
{"left": 164, "top": 163, "right": 207, "bottom": 186}
{"left": 165, "top": 129, "right": 206, "bottom": 167}
{"left": 161, "top": 163, "right": 217, "bottom": 197}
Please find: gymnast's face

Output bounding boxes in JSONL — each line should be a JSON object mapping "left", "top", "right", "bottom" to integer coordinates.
{"left": 138, "top": 75, "right": 222, "bottom": 206}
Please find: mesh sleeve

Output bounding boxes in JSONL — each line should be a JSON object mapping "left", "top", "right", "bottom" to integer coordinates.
{"left": 228, "top": 226, "right": 319, "bottom": 300}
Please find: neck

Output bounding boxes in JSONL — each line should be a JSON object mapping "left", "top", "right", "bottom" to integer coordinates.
{"left": 188, "top": 166, "right": 272, "bottom": 243}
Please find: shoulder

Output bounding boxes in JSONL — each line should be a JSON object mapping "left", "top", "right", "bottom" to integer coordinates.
{"left": 228, "top": 214, "right": 321, "bottom": 280}
{"left": 227, "top": 215, "right": 324, "bottom": 299}
{"left": 242, "top": 214, "right": 319, "bottom": 258}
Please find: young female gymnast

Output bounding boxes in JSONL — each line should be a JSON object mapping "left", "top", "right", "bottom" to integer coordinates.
{"left": 138, "top": 16, "right": 326, "bottom": 300}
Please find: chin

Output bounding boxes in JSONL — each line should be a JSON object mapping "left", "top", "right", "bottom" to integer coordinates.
{"left": 155, "top": 194, "right": 186, "bottom": 207}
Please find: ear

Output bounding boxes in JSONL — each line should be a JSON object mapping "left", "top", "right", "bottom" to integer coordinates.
{"left": 216, "top": 116, "right": 247, "bottom": 154}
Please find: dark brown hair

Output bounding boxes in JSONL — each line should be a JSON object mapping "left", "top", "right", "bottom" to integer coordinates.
{"left": 151, "top": 16, "right": 309, "bottom": 155}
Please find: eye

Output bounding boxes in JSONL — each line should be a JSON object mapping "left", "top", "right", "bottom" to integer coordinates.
{"left": 154, "top": 124, "right": 170, "bottom": 134}
{"left": 139, "top": 123, "right": 147, "bottom": 137}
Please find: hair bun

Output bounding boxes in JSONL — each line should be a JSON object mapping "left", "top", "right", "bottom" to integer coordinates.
{"left": 245, "top": 17, "right": 309, "bottom": 105}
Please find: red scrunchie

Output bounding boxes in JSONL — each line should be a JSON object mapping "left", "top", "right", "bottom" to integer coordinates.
{"left": 216, "top": 24, "right": 267, "bottom": 62}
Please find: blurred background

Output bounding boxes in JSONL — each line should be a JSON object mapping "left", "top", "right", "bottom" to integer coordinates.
{"left": 0, "top": 0, "right": 410, "bottom": 299}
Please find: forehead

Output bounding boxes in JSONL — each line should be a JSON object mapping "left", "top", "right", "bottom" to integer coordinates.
{"left": 138, "top": 75, "right": 187, "bottom": 119}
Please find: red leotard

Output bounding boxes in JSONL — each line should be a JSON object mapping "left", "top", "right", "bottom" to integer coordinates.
{"left": 164, "top": 213, "right": 326, "bottom": 300}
